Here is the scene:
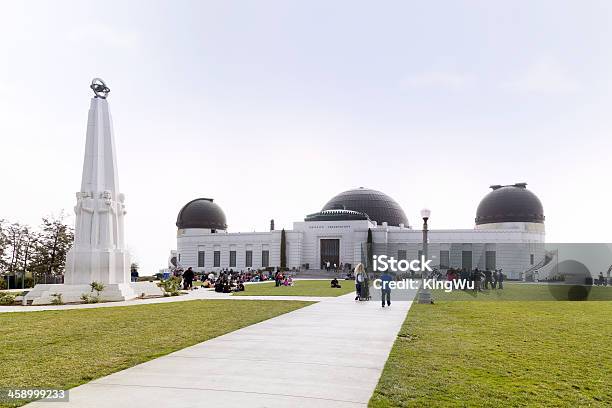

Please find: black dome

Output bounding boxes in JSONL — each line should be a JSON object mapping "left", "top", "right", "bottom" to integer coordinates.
{"left": 475, "top": 183, "right": 544, "bottom": 225}
{"left": 322, "top": 188, "right": 409, "bottom": 227}
{"left": 176, "top": 198, "right": 227, "bottom": 230}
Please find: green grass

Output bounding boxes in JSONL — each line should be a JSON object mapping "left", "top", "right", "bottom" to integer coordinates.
{"left": 370, "top": 300, "right": 612, "bottom": 407}
{"left": 431, "top": 282, "right": 612, "bottom": 301}
{"left": 233, "top": 279, "right": 356, "bottom": 297}
{"left": 0, "top": 299, "right": 312, "bottom": 408}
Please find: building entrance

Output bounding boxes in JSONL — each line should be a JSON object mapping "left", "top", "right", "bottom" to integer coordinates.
{"left": 320, "top": 239, "right": 340, "bottom": 270}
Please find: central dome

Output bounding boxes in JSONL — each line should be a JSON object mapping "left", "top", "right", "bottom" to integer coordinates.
{"left": 322, "top": 188, "right": 409, "bottom": 227}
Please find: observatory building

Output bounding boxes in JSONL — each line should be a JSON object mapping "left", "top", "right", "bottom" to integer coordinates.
{"left": 174, "top": 184, "right": 546, "bottom": 279}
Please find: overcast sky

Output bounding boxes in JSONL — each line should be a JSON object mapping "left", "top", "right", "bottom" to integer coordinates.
{"left": 1, "top": 1, "right": 611, "bottom": 275}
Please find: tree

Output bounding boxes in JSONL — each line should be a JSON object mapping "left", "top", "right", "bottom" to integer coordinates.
{"left": 6, "top": 223, "right": 28, "bottom": 275}
{"left": 280, "top": 229, "right": 287, "bottom": 271}
{"left": 30, "top": 213, "right": 74, "bottom": 278}
{"left": 20, "top": 229, "right": 38, "bottom": 275}
{"left": 0, "top": 220, "right": 8, "bottom": 273}
{"left": 366, "top": 228, "right": 373, "bottom": 273}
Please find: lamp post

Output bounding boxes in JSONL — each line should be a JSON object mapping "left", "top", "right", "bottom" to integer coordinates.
{"left": 417, "top": 208, "right": 433, "bottom": 304}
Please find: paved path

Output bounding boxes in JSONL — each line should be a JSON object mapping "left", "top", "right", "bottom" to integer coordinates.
{"left": 0, "top": 281, "right": 332, "bottom": 313}
{"left": 27, "top": 290, "right": 416, "bottom": 408}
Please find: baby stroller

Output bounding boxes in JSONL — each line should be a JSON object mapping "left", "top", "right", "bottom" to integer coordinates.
{"left": 358, "top": 275, "right": 371, "bottom": 301}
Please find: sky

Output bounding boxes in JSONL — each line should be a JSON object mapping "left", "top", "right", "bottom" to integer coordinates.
{"left": 1, "top": 0, "right": 611, "bottom": 275}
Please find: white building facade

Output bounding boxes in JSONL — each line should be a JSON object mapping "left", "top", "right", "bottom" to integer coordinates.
{"left": 175, "top": 185, "right": 546, "bottom": 280}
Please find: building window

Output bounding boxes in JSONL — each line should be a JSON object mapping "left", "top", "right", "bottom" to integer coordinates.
{"left": 213, "top": 251, "right": 220, "bottom": 267}
{"left": 418, "top": 250, "right": 423, "bottom": 260}
{"left": 262, "top": 250, "right": 269, "bottom": 268}
{"left": 530, "top": 254, "right": 534, "bottom": 265}
{"left": 178, "top": 253, "right": 181, "bottom": 262}
{"left": 440, "top": 250, "right": 450, "bottom": 269}
{"left": 229, "top": 251, "right": 236, "bottom": 268}
{"left": 245, "top": 250, "right": 253, "bottom": 267}
{"left": 462, "top": 251, "right": 472, "bottom": 271}
{"left": 398, "top": 250, "right": 407, "bottom": 260}
{"left": 485, "top": 251, "right": 496, "bottom": 270}
{"left": 197, "top": 251, "right": 205, "bottom": 268}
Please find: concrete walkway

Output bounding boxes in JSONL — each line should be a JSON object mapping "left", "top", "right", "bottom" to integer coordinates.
{"left": 0, "top": 282, "right": 331, "bottom": 313}
{"left": 27, "top": 290, "right": 416, "bottom": 408}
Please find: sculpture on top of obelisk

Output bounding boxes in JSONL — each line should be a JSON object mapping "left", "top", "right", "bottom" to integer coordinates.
{"left": 65, "top": 78, "right": 130, "bottom": 285}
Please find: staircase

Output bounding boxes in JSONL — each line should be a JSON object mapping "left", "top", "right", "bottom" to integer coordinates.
{"left": 292, "top": 269, "right": 347, "bottom": 279}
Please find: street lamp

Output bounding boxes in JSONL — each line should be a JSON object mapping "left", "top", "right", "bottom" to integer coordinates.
{"left": 417, "top": 208, "right": 433, "bottom": 304}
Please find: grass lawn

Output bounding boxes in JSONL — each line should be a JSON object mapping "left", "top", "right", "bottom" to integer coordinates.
{"left": 233, "top": 279, "right": 355, "bottom": 297}
{"left": 0, "top": 299, "right": 311, "bottom": 408}
{"left": 370, "top": 298, "right": 612, "bottom": 407}
{"left": 432, "top": 282, "right": 612, "bottom": 301}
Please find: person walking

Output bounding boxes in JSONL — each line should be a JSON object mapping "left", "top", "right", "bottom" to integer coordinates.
{"left": 381, "top": 270, "right": 393, "bottom": 307}
{"left": 130, "top": 267, "right": 139, "bottom": 283}
{"left": 183, "top": 267, "right": 194, "bottom": 290}
{"left": 484, "top": 269, "right": 493, "bottom": 289}
{"left": 498, "top": 269, "right": 505, "bottom": 289}
{"left": 354, "top": 263, "right": 365, "bottom": 300}
{"left": 472, "top": 268, "right": 482, "bottom": 292}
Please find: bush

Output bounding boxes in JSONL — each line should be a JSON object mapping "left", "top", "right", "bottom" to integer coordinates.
{"left": 0, "top": 280, "right": 6, "bottom": 290}
{"left": 90, "top": 281, "right": 105, "bottom": 293}
{"left": 24, "top": 276, "right": 34, "bottom": 288}
{"left": 0, "top": 292, "right": 16, "bottom": 306}
{"left": 158, "top": 277, "right": 181, "bottom": 296}
{"left": 80, "top": 293, "right": 100, "bottom": 304}
{"left": 50, "top": 293, "right": 63, "bottom": 305}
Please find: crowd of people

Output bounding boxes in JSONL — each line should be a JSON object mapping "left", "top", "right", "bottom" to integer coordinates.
{"left": 322, "top": 260, "right": 353, "bottom": 274}
{"left": 170, "top": 267, "right": 297, "bottom": 293}
{"left": 274, "top": 271, "right": 294, "bottom": 287}
{"left": 443, "top": 267, "right": 506, "bottom": 291}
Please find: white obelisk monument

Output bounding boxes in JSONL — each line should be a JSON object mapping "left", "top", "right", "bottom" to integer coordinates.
{"left": 25, "top": 79, "right": 161, "bottom": 305}
{"left": 64, "top": 78, "right": 131, "bottom": 287}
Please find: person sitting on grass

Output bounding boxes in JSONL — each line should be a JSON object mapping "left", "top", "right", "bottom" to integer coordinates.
{"left": 222, "top": 279, "right": 232, "bottom": 293}
{"left": 330, "top": 277, "right": 341, "bottom": 288}
{"left": 214, "top": 280, "right": 224, "bottom": 293}
{"left": 283, "top": 275, "right": 293, "bottom": 286}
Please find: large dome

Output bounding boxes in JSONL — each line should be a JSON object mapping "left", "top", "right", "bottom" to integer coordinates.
{"left": 176, "top": 198, "right": 227, "bottom": 230}
{"left": 475, "top": 183, "right": 544, "bottom": 225}
{"left": 322, "top": 188, "right": 409, "bottom": 227}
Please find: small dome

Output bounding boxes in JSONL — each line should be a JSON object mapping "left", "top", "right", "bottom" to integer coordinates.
{"left": 475, "top": 183, "right": 544, "bottom": 225}
{"left": 322, "top": 188, "right": 409, "bottom": 227}
{"left": 176, "top": 198, "right": 227, "bottom": 230}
